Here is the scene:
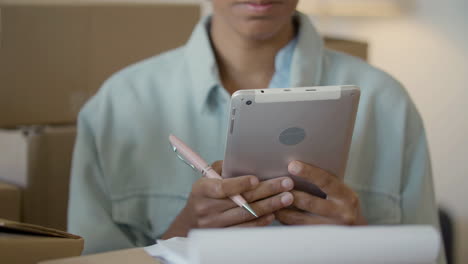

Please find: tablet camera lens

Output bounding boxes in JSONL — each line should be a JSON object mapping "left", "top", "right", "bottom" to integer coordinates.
{"left": 246, "top": 100, "right": 252, "bottom": 105}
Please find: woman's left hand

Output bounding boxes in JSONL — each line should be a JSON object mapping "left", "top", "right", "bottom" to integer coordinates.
{"left": 275, "top": 161, "right": 367, "bottom": 226}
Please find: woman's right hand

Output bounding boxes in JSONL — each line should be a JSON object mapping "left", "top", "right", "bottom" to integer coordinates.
{"left": 161, "top": 161, "right": 294, "bottom": 239}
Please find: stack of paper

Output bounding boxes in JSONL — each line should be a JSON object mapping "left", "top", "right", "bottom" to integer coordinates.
{"left": 145, "top": 225, "right": 440, "bottom": 264}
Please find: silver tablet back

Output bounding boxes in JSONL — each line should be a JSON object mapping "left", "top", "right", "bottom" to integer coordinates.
{"left": 222, "top": 86, "right": 360, "bottom": 197}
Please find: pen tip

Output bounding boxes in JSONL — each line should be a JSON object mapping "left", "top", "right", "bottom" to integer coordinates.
{"left": 243, "top": 204, "right": 259, "bottom": 218}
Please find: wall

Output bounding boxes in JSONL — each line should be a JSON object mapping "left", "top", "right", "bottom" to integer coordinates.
{"left": 314, "top": 0, "right": 467, "bottom": 262}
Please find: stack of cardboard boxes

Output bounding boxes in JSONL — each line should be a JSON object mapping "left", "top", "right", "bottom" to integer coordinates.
{"left": 0, "top": 2, "right": 200, "bottom": 263}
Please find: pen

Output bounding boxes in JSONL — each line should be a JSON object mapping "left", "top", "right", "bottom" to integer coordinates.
{"left": 169, "top": 134, "right": 259, "bottom": 218}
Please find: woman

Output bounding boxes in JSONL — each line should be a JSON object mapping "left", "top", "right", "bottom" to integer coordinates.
{"left": 68, "top": 1, "right": 443, "bottom": 262}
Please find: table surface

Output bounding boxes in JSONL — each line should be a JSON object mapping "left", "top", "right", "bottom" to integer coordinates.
{"left": 39, "top": 248, "right": 160, "bottom": 264}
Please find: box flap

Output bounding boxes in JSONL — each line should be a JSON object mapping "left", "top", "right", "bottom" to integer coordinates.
{"left": 0, "top": 218, "right": 81, "bottom": 239}
{"left": 0, "top": 218, "right": 84, "bottom": 264}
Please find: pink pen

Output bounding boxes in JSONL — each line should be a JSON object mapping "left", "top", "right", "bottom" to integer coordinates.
{"left": 169, "top": 134, "right": 258, "bottom": 218}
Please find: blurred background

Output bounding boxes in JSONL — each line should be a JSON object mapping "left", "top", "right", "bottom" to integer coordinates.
{"left": 0, "top": 0, "right": 466, "bottom": 263}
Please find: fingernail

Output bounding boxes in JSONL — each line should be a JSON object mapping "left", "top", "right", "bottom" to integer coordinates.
{"left": 281, "top": 178, "right": 294, "bottom": 190}
{"left": 250, "top": 177, "right": 259, "bottom": 186}
{"left": 289, "top": 161, "right": 302, "bottom": 175}
{"left": 280, "top": 192, "right": 293, "bottom": 206}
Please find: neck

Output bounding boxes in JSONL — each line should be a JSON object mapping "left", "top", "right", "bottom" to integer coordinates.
{"left": 210, "top": 16, "right": 295, "bottom": 94}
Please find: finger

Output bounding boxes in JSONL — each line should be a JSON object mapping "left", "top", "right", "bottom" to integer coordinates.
{"left": 212, "top": 192, "right": 294, "bottom": 227}
{"left": 206, "top": 177, "right": 295, "bottom": 212}
{"left": 193, "top": 175, "right": 259, "bottom": 199}
{"left": 288, "top": 161, "right": 343, "bottom": 197}
{"left": 275, "top": 209, "right": 337, "bottom": 225}
{"left": 212, "top": 160, "right": 223, "bottom": 175}
{"left": 191, "top": 196, "right": 235, "bottom": 217}
{"left": 230, "top": 214, "right": 276, "bottom": 228}
{"left": 192, "top": 177, "right": 294, "bottom": 214}
{"left": 242, "top": 177, "right": 294, "bottom": 203}
{"left": 291, "top": 190, "right": 342, "bottom": 218}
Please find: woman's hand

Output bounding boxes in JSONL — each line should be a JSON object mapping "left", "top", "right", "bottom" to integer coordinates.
{"left": 162, "top": 161, "right": 295, "bottom": 239}
{"left": 275, "top": 161, "right": 367, "bottom": 226}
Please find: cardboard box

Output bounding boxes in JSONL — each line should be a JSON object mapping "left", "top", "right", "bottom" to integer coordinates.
{"left": 0, "top": 218, "right": 83, "bottom": 264}
{"left": 0, "top": 182, "right": 21, "bottom": 221}
{"left": 0, "top": 3, "right": 200, "bottom": 127}
{"left": 0, "top": 126, "right": 77, "bottom": 231}
{"left": 324, "top": 37, "right": 368, "bottom": 61}
{"left": 40, "top": 248, "right": 159, "bottom": 264}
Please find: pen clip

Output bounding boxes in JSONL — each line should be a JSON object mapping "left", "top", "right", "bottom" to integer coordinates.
{"left": 170, "top": 144, "right": 198, "bottom": 172}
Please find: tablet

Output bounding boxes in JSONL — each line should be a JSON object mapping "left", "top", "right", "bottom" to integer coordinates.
{"left": 222, "top": 86, "right": 360, "bottom": 198}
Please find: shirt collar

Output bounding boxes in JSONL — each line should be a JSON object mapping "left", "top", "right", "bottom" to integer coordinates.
{"left": 290, "top": 12, "right": 324, "bottom": 87}
{"left": 184, "top": 13, "right": 325, "bottom": 113}
{"left": 184, "top": 16, "right": 220, "bottom": 113}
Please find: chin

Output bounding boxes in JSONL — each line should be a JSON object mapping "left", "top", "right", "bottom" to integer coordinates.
{"left": 239, "top": 19, "right": 288, "bottom": 41}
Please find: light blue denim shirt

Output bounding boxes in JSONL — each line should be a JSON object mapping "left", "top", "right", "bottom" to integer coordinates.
{"left": 269, "top": 37, "right": 297, "bottom": 89}
{"left": 68, "top": 13, "right": 444, "bottom": 262}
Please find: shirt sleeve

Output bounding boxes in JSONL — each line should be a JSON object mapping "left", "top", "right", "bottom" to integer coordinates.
{"left": 400, "top": 102, "right": 447, "bottom": 264}
{"left": 67, "top": 103, "right": 135, "bottom": 254}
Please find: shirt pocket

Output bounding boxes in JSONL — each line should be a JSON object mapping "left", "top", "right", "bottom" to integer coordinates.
{"left": 111, "top": 192, "right": 189, "bottom": 246}
{"left": 353, "top": 187, "right": 402, "bottom": 225}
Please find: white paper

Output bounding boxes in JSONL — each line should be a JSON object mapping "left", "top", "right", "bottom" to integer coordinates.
{"left": 145, "top": 237, "right": 190, "bottom": 264}
{"left": 188, "top": 225, "right": 440, "bottom": 264}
